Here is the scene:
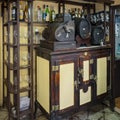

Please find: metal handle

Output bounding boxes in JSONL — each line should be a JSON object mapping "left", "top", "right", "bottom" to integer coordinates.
{"left": 78, "top": 67, "right": 83, "bottom": 77}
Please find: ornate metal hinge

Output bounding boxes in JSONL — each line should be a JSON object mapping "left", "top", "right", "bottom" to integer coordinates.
{"left": 74, "top": 80, "right": 78, "bottom": 90}
{"left": 90, "top": 74, "right": 94, "bottom": 80}
{"left": 78, "top": 67, "right": 83, "bottom": 76}
{"left": 94, "top": 75, "right": 97, "bottom": 81}
{"left": 52, "top": 65, "right": 59, "bottom": 72}
{"left": 90, "top": 74, "right": 97, "bottom": 81}
{"left": 107, "top": 56, "right": 111, "bottom": 61}
{"left": 90, "top": 59, "right": 94, "bottom": 64}
{"left": 52, "top": 105, "right": 59, "bottom": 111}
{"left": 74, "top": 79, "right": 80, "bottom": 91}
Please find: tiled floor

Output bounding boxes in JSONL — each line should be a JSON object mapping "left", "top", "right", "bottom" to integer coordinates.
{"left": 0, "top": 104, "right": 120, "bottom": 120}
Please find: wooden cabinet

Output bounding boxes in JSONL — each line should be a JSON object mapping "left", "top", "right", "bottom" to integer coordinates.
{"left": 36, "top": 46, "right": 111, "bottom": 119}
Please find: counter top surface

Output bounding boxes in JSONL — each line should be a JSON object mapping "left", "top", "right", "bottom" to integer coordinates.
{"left": 37, "top": 44, "right": 112, "bottom": 56}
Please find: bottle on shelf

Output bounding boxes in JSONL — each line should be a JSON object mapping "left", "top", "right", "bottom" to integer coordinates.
{"left": 35, "top": 29, "right": 40, "bottom": 44}
{"left": 19, "top": 4, "right": 24, "bottom": 21}
{"left": 24, "top": 2, "right": 28, "bottom": 22}
{"left": 12, "top": 2, "right": 17, "bottom": 20}
{"left": 45, "top": 5, "right": 50, "bottom": 22}
{"left": 64, "top": 8, "right": 71, "bottom": 22}
{"left": 42, "top": 4, "right": 46, "bottom": 22}
{"left": 33, "top": 8, "right": 36, "bottom": 22}
{"left": 81, "top": 9, "right": 85, "bottom": 18}
{"left": 50, "top": 6, "right": 56, "bottom": 22}
{"left": 78, "top": 8, "right": 81, "bottom": 18}
{"left": 75, "top": 8, "right": 78, "bottom": 18}
{"left": 71, "top": 8, "right": 75, "bottom": 19}
{"left": 37, "top": 6, "right": 42, "bottom": 22}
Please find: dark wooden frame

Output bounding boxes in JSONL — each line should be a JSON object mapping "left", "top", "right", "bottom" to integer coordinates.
{"left": 2, "top": 0, "right": 34, "bottom": 120}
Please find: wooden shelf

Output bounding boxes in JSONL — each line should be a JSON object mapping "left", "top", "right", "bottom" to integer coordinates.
{"left": 3, "top": 42, "right": 32, "bottom": 47}
{"left": 10, "top": 108, "right": 32, "bottom": 119}
{"left": 65, "top": 0, "right": 114, "bottom": 4}
{"left": 3, "top": 96, "right": 13, "bottom": 109}
{"left": 33, "top": 21, "right": 48, "bottom": 26}
{"left": 4, "top": 79, "right": 31, "bottom": 94}
{"left": 4, "top": 61, "right": 31, "bottom": 70}
{"left": 34, "top": 0, "right": 114, "bottom": 4}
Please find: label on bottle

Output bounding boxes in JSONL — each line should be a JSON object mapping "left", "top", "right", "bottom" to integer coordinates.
{"left": 52, "top": 12, "right": 55, "bottom": 21}
{"left": 12, "top": 9, "right": 15, "bottom": 14}
{"left": 12, "top": 2, "right": 17, "bottom": 20}
{"left": 25, "top": 12, "right": 28, "bottom": 22}
{"left": 46, "top": 13, "right": 50, "bottom": 22}
{"left": 24, "top": 3, "right": 28, "bottom": 22}
{"left": 12, "top": 9, "right": 16, "bottom": 20}
{"left": 38, "top": 10, "right": 42, "bottom": 22}
{"left": 42, "top": 12, "right": 46, "bottom": 21}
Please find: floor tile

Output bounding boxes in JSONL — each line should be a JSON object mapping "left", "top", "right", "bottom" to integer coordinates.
{"left": 1, "top": 104, "right": 120, "bottom": 120}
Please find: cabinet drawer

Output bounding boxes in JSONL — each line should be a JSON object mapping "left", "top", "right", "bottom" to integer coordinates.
{"left": 80, "top": 86, "right": 91, "bottom": 105}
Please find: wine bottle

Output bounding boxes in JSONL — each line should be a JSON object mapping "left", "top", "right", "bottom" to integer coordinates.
{"left": 45, "top": 5, "right": 50, "bottom": 22}
{"left": 37, "top": 6, "right": 42, "bottom": 22}
{"left": 51, "top": 6, "right": 56, "bottom": 22}
{"left": 24, "top": 2, "right": 28, "bottom": 22}
{"left": 12, "top": 2, "right": 17, "bottom": 20}
{"left": 19, "top": 4, "right": 24, "bottom": 21}
{"left": 42, "top": 5, "right": 46, "bottom": 22}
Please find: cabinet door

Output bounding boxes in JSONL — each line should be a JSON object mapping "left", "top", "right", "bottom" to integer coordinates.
{"left": 78, "top": 50, "right": 111, "bottom": 106}
{"left": 95, "top": 50, "right": 111, "bottom": 96}
{"left": 37, "top": 56, "right": 50, "bottom": 114}
{"left": 51, "top": 55, "right": 77, "bottom": 113}
{"left": 96, "top": 57, "right": 107, "bottom": 96}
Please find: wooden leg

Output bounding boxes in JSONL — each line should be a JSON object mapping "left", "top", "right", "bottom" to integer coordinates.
{"left": 34, "top": 100, "right": 38, "bottom": 119}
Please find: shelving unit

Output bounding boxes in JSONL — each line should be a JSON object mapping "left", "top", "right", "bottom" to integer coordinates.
{"left": 2, "top": 0, "right": 34, "bottom": 120}
{"left": 110, "top": 5, "right": 120, "bottom": 101}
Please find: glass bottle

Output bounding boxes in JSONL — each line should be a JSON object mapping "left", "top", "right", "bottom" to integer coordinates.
{"left": 24, "top": 2, "right": 28, "bottom": 22}
{"left": 81, "top": 9, "right": 85, "bottom": 18}
{"left": 71, "top": 8, "right": 75, "bottom": 19}
{"left": 64, "top": 9, "right": 71, "bottom": 22}
{"left": 42, "top": 5, "right": 46, "bottom": 22}
{"left": 35, "top": 29, "right": 40, "bottom": 44}
{"left": 12, "top": 2, "right": 17, "bottom": 20}
{"left": 50, "top": 6, "right": 56, "bottom": 22}
{"left": 45, "top": 5, "right": 50, "bottom": 22}
{"left": 78, "top": 8, "right": 81, "bottom": 18}
{"left": 19, "top": 4, "right": 24, "bottom": 21}
{"left": 75, "top": 8, "right": 78, "bottom": 18}
{"left": 37, "top": 6, "right": 42, "bottom": 22}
